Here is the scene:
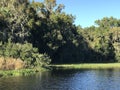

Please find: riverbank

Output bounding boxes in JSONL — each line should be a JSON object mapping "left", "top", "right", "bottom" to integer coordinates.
{"left": 2, "top": 63, "right": 120, "bottom": 78}
{"left": 0, "top": 68, "right": 49, "bottom": 78}
{"left": 50, "top": 63, "right": 120, "bottom": 70}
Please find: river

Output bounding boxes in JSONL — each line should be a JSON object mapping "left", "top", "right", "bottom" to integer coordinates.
{"left": 0, "top": 69, "right": 120, "bottom": 90}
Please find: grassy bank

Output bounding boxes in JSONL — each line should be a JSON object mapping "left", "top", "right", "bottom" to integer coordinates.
{"left": 2, "top": 63, "right": 120, "bottom": 77}
{"left": 0, "top": 68, "right": 49, "bottom": 78}
{"left": 50, "top": 63, "right": 120, "bottom": 70}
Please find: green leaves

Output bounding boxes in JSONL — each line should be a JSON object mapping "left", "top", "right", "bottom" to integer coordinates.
{"left": 0, "top": 42, "right": 51, "bottom": 68}
{"left": 0, "top": 0, "right": 119, "bottom": 65}
{"left": 95, "top": 17, "right": 120, "bottom": 28}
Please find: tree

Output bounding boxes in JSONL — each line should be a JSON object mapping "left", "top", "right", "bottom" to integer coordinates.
{"left": 0, "top": 0, "right": 30, "bottom": 43}
{"left": 95, "top": 17, "right": 120, "bottom": 29}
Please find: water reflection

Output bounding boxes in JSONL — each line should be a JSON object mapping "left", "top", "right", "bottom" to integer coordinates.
{"left": 0, "top": 69, "right": 120, "bottom": 90}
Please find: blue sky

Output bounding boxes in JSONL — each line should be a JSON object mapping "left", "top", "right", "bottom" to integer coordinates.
{"left": 32, "top": 0, "right": 120, "bottom": 27}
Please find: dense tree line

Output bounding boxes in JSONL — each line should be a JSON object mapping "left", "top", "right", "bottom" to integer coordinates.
{"left": 78, "top": 17, "right": 120, "bottom": 62}
{"left": 0, "top": 0, "right": 120, "bottom": 68}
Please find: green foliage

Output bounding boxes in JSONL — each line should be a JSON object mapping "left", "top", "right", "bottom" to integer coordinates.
{"left": 0, "top": 0, "right": 120, "bottom": 66}
{"left": 95, "top": 17, "right": 120, "bottom": 28}
{"left": 79, "top": 17, "right": 120, "bottom": 62}
{"left": 0, "top": 41, "right": 51, "bottom": 68}
{"left": 0, "top": 69, "right": 40, "bottom": 77}
{"left": 0, "top": 0, "right": 30, "bottom": 43}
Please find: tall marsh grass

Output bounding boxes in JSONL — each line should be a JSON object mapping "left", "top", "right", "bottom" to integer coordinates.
{"left": 0, "top": 57, "right": 25, "bottom": 70}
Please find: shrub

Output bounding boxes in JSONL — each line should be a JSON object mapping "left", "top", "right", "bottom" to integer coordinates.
{"left": 0, "top": 41, "right": 51, "bottom": 69}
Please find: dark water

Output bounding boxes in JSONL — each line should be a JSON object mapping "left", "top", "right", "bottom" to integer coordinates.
{"left": 1, "top": 69, "right": 120, "bottom": 90}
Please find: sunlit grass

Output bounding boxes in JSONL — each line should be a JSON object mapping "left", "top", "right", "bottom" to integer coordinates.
{"left": 50, "top": 63, "right": 120, "bottom": 70}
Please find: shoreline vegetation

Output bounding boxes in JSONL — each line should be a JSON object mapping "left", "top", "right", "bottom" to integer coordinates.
{"left": 1, "top": 0, "right": 120, "bottom": 78}
{"left": 1, "top": 63, "right": 120, "bottom": 77}
{"left": 50, "top": 63, "right": 120, "bottom": 70}
{"left": 0, "top": 68, "right": 49, "bottom": 78}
